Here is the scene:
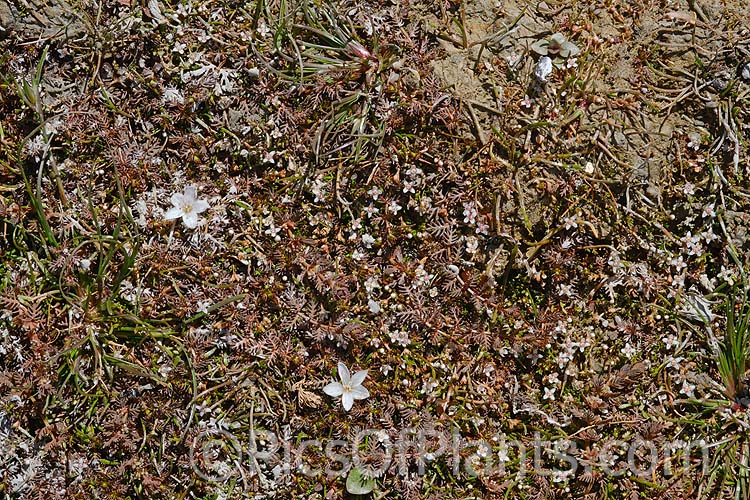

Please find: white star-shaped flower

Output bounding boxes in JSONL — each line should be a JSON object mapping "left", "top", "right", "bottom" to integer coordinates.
{"left": 323, "top": 362, "right": 369, "bottom": 412}
{"left": 164, "top": 185, "right": 210, "bottom": 229}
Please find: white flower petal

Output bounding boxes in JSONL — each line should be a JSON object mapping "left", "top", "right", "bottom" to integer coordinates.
{"left": 337, "top": 362, "right": 351, "bottom": 384}
{"left": 182, "top": 212, "right": 199, "bottom": 228}
{"left": 184, "top": 185, "right": 198, "bottom": 200}
{"left": 323, "top": 382, "right": 343, "bottom": 397}
{"left": 350, "top": 386, "right": 369, "bottom": 400}
{"left": 350, "top": 369, "right": 368, "bottom": 387}
{"left": 165, "top": 207, "right": 183, "bottom": 220}
{"left": 342, "top": 391, "right": 354, "bottom": 411}
{"left": 170, "top": 192, "right": 185, "bottom": 207}
{"left": 193, "top": 199, "right": 210, "bottom": 214}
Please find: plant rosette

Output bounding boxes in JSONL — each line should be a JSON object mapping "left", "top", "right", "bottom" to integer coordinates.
{"left": 531, "top": 33, "right": 580, "bottom": 67}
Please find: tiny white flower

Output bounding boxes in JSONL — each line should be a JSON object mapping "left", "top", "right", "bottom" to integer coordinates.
{"left": 176, "top": 2, "right": 192, "bottom": 16}
{"left": 323, "top": 362, "right": 370, "bottom": 411}
{"left": 389, "top": 329, "right": 410, "bottom": 347}
{"left": 361, "top": 233, "right": 376, "bottom": 248}
{"left": 680, "top": 379, "right": 696, "bottom": 398}
{"left": 621, "top": 342, "right": 636, "bottom": 359}
{"left": 367, "top": 186, "right": 382, "bottom": 200}
{"left": 718, "top": 266, "right": 735, "bottom": 285}
{"left": 164, "top": 185, "right": 210, "bottom": 229}
{"left": 669, "top": 255, "right": 686, "bottom": 272}
{"left": 666, "top": 356, "right": 683, "bottom": 370}
{"left": 687, "top": 133, "right": 701, "bottom": 151}
{"left": 158, "top": 363, "right": 173, "bottom": 378}
{"left": 702, "top": 203, "right": 715, "bottom": 219}
{"left": 558, "top": 283, "right": 574, "bottom": 297}
{"left": 368, "top": 299, "right": 381, "bottom": 314}
{"left": 405, "top": 165, "right": 423, "bottom": 178}
{"left": 662, "top": 333, "right": 680, "bottom": 350}
{"left": 262, "top": 151, "right": 276, "bottom": 164}
{"left": 364, "top": 276, "right": 380, "bottom": 294}
{"left": 543, "top": 386, "right": 556, "bottom": 400}
{"left": 364, "top": 204, "right": 379, "bottom": 218}
{"left": 702, "top": 229, "right": 718, "bottom": 243}
{"left": 256, "top": 20, "right": 271, "bottom": 38}
{"left": 560, "top": 237, "right": 575, "bottom": 249}
{"left": 264, "top": 224, "right": 282, "bottom": 241}
{"left": 463, "top": 202, "right": 477, "bottom": 224}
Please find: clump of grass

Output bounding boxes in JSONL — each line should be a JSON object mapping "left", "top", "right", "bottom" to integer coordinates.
{"left": 251, "top": 0, "right": 402, "bottom": 166}
{"left": 717, "top": 286, "right": 750, "bottom": 405}
{"left": 253, "top": 0, "right": 375, "bottom": 83}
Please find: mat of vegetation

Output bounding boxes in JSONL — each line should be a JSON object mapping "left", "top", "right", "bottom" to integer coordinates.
{"left": 2, "top": 0, "right": 750, "bottom": 498}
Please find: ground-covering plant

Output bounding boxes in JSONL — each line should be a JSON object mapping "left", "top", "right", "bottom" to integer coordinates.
{"left": 1, "top": 0, "right": 750, "bottom": 498}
